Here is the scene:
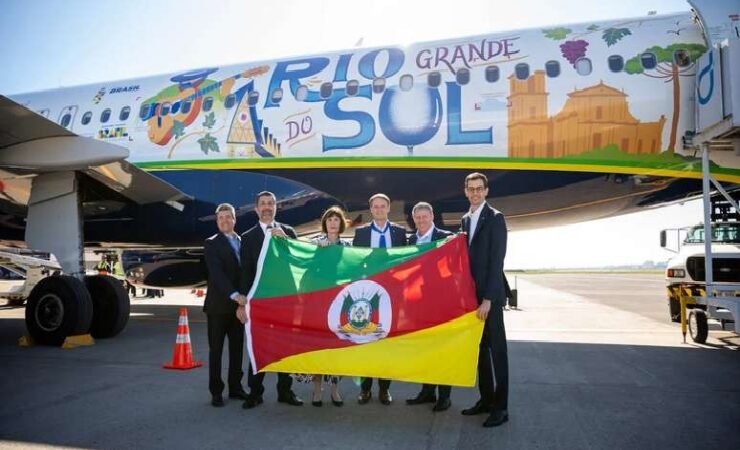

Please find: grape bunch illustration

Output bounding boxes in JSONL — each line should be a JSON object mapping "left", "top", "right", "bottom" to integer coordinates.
{"left": 559, "top": 40, "right": 589, "bottom": 66}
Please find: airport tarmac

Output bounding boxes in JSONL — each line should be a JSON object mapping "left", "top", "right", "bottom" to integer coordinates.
{"left": 0, "top": 273, "right": 738, "bottom": 450}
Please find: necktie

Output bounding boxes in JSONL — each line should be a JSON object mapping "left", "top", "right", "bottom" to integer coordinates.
{"left": 371, "top": 222, "right": 388, "bottom": 248}
{"left": 227, "top": 234, "right": 240, "bottom": 264}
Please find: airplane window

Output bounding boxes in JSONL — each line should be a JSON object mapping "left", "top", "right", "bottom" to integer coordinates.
{"left": 575, "top": 57, "right": 592, "bottom": 76}
{"left": 37, "top": 109, "right": 50, "bottom": 118}
{"left": 248, "top": 91, "right": 260, "bottom": 106}
{"left": 373, "top": 78, "right": 386, "bottom": 94}
{"left": 456, "top": 68, "right": 470, "bottom": 85}
{"left": 641, "top": 53, "right": 657, "bottom": 70}
{"left": 119, "top": 106, "right": 131, "bottom": 121}
{"left": 485, "top": 65, "right": 500, "bottom": 83}
{"left": 270, "top": 88, "right": 284, "bottom": 103}
{"left": 179, "top": 101, "right": 191, "bottom": 115}
{"left": 545, "top": 60, "right": 560, "bottom": 78}
{"left": 224, "top": 95, "right": 236, "bottom": 109}
{"left": 138, "top": 104, "right": 151, "bottom": 120}
{"left": 160, "top": 103, "right": 171, "bottom": 116}
{"left": 608, "top": 55, "right": 624, "bottom": 72}
{"left": 400, "top": 74, "right": 414, "bottom": 91}
{"left": 60, "top": 113, "right": 72, "bottom": 128}
{"left": 170, "top": 102, "right": 181, "bottom": 114}
{"left": 515, "top": 63, "right": 530, "bottom": 80}
{"left": 296, "top": 85, "right": 309, "bottom": 101}
{"left": 674, "top": 49, "right": 690, "bottom": 67}
{"left": 81, "top": 111, "right": 92, "bottom": 125}
{"left": 203, "top": 96, "right": 214, "bottom": 112}
{"left": 346, "top": 80, "right": 359, "bottom": 96}
{"left": 427, "top": 72, "right": 441, "bottom": 88}
{"left": 100, "top": 108, "right": 112, "bottom": 123}
{"left": 320, "top": 82, "right": 333, "bottom": 99}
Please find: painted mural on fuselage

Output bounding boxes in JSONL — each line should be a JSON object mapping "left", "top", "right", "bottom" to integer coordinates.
{"left": 14, "top": 12, "right": 735, "bottom": 179}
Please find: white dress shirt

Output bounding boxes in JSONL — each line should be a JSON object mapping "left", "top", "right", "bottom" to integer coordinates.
{"left": 468, "top": 203, "right": 485, "bottom": 244}
{"left": 259, "top": 221, "right": 276, "bottom": 235}
{"left": 415, "top": 225, "right": 435, "bottom": 244}
{"left": 370, "top": 221, "right": 393, "bottom": 248}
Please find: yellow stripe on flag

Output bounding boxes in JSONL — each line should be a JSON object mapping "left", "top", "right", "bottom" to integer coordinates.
{"left": 260, "top": 311, "right": 483, "bottom": 387}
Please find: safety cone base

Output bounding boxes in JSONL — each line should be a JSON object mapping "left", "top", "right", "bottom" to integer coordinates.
{"left": 163, "top": 360, "right": 204, "bottom": 370}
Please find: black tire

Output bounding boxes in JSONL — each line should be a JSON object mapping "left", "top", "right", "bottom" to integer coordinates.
{"left": 668, "top": 297, "right": 681, "bottom": 323}
{"left": 25, "top": 275, "right": 93, "bottom": 346}
{"left": 85, "top": 275, "right": 130, "bottom": 339}
{"left": 689, "top": 310, "right": 708, "bottom": 344}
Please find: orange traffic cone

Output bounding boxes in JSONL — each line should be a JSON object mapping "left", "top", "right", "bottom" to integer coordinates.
{"left": 163, "top": 308, "right": 203, "bottom": 370}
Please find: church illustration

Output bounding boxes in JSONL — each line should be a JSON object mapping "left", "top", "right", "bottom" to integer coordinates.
{"left": 507, "top": 70, "right": 666, "bottom": 158}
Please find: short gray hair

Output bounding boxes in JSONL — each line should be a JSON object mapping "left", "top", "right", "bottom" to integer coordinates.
{"left": 412, "top": 202, "right": 433, "bottom": 216}
{"left": 215, "top": 203, "right": 236, "bottom": 218}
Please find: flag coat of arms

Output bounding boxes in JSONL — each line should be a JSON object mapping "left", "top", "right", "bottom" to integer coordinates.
{"left": 245, "top": 234, "right": 483, "bottom": 387}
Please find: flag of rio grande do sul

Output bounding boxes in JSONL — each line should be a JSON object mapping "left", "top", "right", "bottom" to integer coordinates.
{"left": 245, "top": 234, "right": 484, "bottom": 387}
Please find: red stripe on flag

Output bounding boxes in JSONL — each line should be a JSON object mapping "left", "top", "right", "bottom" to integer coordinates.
{"left": 250, "top": 236, "right": 478, "bottom": 370}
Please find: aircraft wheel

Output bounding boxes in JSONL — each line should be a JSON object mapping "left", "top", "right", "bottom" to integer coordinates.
{"left": 85, "top": 275, "right": 130, "bottom": 338}
{"left": 25, "top": 276, "right": 93, "bottom": 346}
{"left": 688, "top": 310, "right": 708, "bottom": 344}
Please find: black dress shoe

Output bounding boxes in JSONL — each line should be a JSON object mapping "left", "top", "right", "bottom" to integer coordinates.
{"left": 228, "top": 390, "right": 249, "bottom": 400}
{"left": 357, "top": 390, "right": 371, "bottom": 404}
{"left": 406, "top": 392, "right": 437, "bottom": 405}
{"left": 241, "top": 394, "right": 263, "bottom": 409}
{"left": 379, "top": 389, "right": 393, "bottom": 405}
{"left": 331, "top": 393, "right": 344, "bottom": 407}
{"left": 461, "top": 400, "right": 491, "bottom": 416}
{"left": 277, "top": 391, "right": 304, "bottom": 406}
{"left": 432, "top": 397, "right": 451, "bottom": 412}
{"left": 483, "top": 410, "right": 509, "bottom": 428}
{"left": 312, "top": 393, "right": 322, "bottom": 407}
{"left": 211, "top": 395, "right": 224, "bottom": 407}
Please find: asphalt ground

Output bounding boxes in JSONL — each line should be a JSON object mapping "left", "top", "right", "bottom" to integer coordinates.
{"left": 0, "top": 273, "right": 738, "bottom": 450}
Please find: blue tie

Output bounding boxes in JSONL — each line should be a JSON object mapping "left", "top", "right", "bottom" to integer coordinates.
{"left": 371, "top": 222, "right": 389, "bottom": 248}
{"left": 227, "top": 234, "right": 240, "bottom": 264}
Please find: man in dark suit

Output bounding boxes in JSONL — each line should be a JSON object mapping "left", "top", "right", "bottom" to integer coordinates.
{"left": 460, "top": 172, "right": 510, "bottom": 428}
{"left": 405, "top": 202, "right": 454, "bottom": 412}
{"left": 203, "top": 203, "right": 249, "bottom": 407}
{"left": 353, "top": 193, "right": 407, "bottom": 405}
{"left": 238, "top": 191, "right": 303, "bottom": 409}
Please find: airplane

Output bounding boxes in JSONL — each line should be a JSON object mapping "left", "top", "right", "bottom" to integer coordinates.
{"left": 1, "top": 0, "right": 738, "bottom": 345}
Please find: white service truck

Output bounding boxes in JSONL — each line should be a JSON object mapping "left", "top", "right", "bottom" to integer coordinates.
{"left": 662, "top": 222, "right": 740, "bottom": 342}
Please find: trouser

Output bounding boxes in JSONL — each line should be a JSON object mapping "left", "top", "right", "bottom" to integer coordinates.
{"left": 478, "top": 305, "right": 509, "bottom": 411}
{"left": 419, "top": 383, "right": 451, "bottom": 399}
{"left": 207, "top": 312, "right": 244, "bottom": 396}
{"left": 248, "top": 370, "right": 293, "bottom": 396}
{"left": 361, "top": 378, "right": 391, "bottom": 391}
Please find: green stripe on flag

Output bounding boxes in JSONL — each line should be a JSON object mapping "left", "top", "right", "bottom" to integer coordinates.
{"left": 252, "top": 237, "right": 444, "bottom": 299}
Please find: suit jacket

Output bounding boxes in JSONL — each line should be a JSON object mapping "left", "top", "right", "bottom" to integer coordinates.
{"left": 461, "top": 203, "right": 508, "bottom": 307}
{"left": 239, "top": 221, "right": 297, "bottom": 295}
{"left": 408, "top": 227, "right": 453, "bottom": 245}
{"left": 352, "top": 222, "right": 407, "bottom": 247}
{"left": 203, "top": 233, "right": 242, "bottom": 315}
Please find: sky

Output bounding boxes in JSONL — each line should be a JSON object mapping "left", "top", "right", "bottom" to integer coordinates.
{"left": 0, "top": 0, "right": 709, "bottom": 269}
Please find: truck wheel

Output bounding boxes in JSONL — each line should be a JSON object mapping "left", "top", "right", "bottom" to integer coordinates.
{"left": 689, "top": 310, "right": 708, "bottom": 344}
{"left": 85, "top": 275, "right": 130, "bottom": 338}
{"left": 25, "top": 276, "right": 93, "bottom": 346}
{"left": 668, "top": 297, "right": 681, "bottom": 323}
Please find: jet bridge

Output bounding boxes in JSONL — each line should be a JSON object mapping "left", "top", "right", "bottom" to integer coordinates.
{"left": 679, "top": 1, "right": 740, "bottom": 343}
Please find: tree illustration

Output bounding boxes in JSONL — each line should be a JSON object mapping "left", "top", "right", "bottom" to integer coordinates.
{"left": 624, "top": 43, "right": 706, "bottom": 152}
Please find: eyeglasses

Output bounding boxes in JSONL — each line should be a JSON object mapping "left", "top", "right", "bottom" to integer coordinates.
{"left": 465, "top": 186, "right": 486, "bottom": 193}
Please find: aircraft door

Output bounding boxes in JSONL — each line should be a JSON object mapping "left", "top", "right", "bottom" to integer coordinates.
{"left": 58, "top": 105, "right": 78, "bottom": 130}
